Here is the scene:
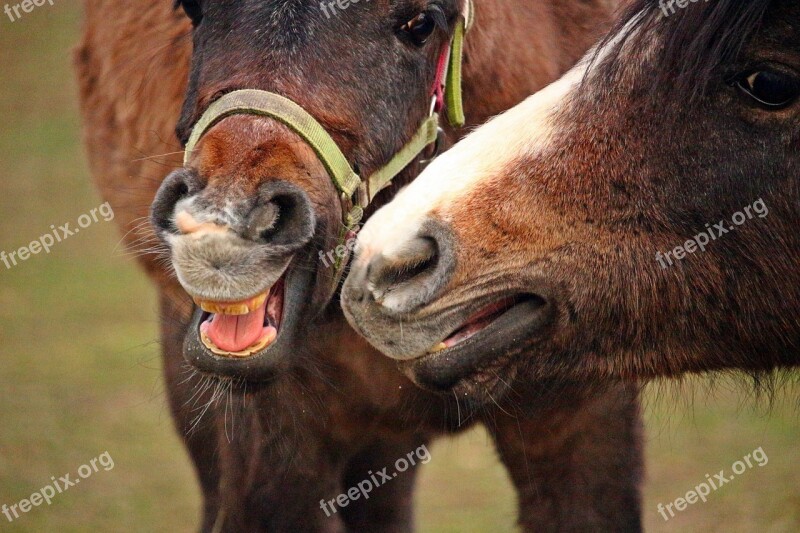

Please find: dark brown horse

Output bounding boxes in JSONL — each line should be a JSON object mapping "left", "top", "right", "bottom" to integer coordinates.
{"left": 76, "top": 0, "right": 644, "bottom": 530}
{"left": 343, "top": 0, "right": 800, "bottom": 393}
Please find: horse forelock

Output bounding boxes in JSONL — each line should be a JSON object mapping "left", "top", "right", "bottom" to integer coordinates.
{"left": 595, "top": 0, "right": 775, "bottom": 106}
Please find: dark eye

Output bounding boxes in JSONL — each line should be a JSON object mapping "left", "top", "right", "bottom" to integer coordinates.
{"left": 176, "top": 0, "right": 203, "bottom": 25}
{"left": 400, "top": 12, "right": 438, "bottom": 46}
{"left": 734, "top": 70, "right": 800, "bottom": 110}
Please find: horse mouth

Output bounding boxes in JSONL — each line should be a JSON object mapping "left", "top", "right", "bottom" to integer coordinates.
{"left": 399, "top": 294, "right": 552, "bottom": 394}
{"left": 196, "top": 274, "right": 286, "bottom": 358}
{"left": 181, "top": 256, "right": 315, "bottom": 381}
{"left": 427, "top": 296, "right": 526, "bottom": 354}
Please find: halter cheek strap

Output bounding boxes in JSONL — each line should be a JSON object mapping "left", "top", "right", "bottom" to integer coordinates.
{"left": 183, "top": 0, "right": 473, "bottom": 279}
{"left": 434, "top": 0, "right": 473, "bottom": 126}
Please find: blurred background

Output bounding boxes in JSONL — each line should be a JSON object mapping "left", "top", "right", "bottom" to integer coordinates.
{"left": 0, "top": 5, "right": 798, "bottom": 532}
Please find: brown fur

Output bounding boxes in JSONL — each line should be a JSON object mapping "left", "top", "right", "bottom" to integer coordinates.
{"left": 344, "top": 0, "right": 800, "bottom": 392}
{"left": 75, "top": 1, "right": 644, "bottom": 531}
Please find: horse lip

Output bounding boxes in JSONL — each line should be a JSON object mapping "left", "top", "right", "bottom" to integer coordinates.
{"left": 192, "top": 273, "right": 285, "bottom": 360}
{"left": 181, "top": 262, "right": 314, "bottom": 381}
{"left": 432, "top": 295, "right": 527, "bottom": 351}
{"left": 401, "top": 295, "right": 552, "bottom": 393}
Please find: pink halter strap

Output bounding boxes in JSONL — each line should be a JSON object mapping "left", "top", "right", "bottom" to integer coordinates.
{"left": 431, "top": 43, "right": 452, "bottom": 114}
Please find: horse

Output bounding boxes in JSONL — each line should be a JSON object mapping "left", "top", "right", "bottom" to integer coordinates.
{"left": 75, "top": 0, "right": 644, "bottom": 530}
{"left": 342, "top": 0, "right": 800, "bottom": 396}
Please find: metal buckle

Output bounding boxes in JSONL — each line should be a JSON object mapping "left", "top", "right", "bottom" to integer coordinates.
{"left": 340, "top": 192, "right": 355, "bottom": 222}
{"left": 420, "top": 127, "right": 446, "bottom": 167}
{"left": 355, "top": 182, "right": 370, "bottom": 209}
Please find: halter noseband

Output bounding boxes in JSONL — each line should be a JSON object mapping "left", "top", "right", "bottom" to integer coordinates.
{"left": 183, "top": 0, "right": 473, "bottom": 277}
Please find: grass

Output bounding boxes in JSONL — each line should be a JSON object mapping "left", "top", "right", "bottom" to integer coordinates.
{"left": 0, "top": 4, "right": 797, "bottom": 532}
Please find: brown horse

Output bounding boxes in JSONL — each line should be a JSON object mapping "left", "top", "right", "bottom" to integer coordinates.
{"left": 343, "top": 0, "right": 800, "bottom": 393}
{"left": 76, "top": 0, "right": 644, "bottom": 531}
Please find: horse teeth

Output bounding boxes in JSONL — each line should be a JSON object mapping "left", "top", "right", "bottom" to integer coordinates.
{"left": 249, "top": 292, "right": 268, "bottom": 311}
{"left": 429, "top": 342, "right": 448, "bottom": 354}
{"left": 202, "top": 302, "right": 249, "bottom": 315}
{"left": 194, "top": 291, "right": 269, "bottom": 315}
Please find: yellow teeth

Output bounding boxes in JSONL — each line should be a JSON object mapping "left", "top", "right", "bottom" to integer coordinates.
{"left": 200, "top": 329, "right": 277, "bottom": 358}
{"left": 429, "top": 342, "right": 448, "bottom": 354}
{"left": 194, "top": 292, "right": 268, "bottom": 316}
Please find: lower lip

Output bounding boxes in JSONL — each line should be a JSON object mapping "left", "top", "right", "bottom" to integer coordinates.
{"left": 429, "top": 296, "right": 531, "bottom": 354}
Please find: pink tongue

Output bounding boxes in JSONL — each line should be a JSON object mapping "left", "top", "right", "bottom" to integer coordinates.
{"left": 205, "top": 299, "right": 267, "bottom": 352}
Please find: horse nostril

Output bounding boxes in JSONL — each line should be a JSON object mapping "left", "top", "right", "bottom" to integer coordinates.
{"left": 370, "top": 238, "right": 439, "bottom": 304}
{"left": 246, "top": 202, "right": 281, "bottom": 240}
{"left": 246, "top": 180, "right": 315, "bottom": 249}
{"left": 151, "top": 169, "right": 202, "bottom": 238}
{"left": 364, "top": 221, "right": 456, "bottom": 315}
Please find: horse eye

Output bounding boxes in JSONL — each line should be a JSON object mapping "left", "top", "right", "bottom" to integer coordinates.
{"left": 735, "top": 70, "right": 800, "bottom": 110}
{"left": 177, "top": 0, "right": 203, "bottom": 25}
{"left": 401, "top": 12, "right": 437, "bottom": 46}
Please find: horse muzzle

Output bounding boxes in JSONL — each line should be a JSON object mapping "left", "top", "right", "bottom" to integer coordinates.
{"left": 151, "top": 165, "right": 319, "bottom": 379}
{"left": 342, "top": 218, "right": 556, "bottom": 394}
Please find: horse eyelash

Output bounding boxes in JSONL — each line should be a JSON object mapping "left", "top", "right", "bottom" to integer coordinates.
{"left": 395, "top": 3, "right": 449, "bottom": 33}
{"left": 427, "top": 4, "right": 449, "bottom": 33}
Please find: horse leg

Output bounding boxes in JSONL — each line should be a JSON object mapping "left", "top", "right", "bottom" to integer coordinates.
{"left": 159, "top": 291, "right": 222, "bottom": 532}
{"left": 486, "top": 382, "right": 643, "bottom": 532}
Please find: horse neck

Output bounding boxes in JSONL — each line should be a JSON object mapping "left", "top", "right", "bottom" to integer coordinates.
{"left": 462, "top": 0, "right": 620, "bottom": 125}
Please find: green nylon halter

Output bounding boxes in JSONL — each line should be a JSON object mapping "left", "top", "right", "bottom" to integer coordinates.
{"left": 183, "top": 0, "right": 472, "bottom": 275}
{"left": 184, "top": 89, "right": 430, "bottom": 229}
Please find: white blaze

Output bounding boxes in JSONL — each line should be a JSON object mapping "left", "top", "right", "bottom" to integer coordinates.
{"left": 355, "top": 64, "right": 586, "bottom": 264}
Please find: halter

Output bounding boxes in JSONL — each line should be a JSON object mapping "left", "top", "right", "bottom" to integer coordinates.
{"left": 183, "top": 0, "right": 473, "bottom": 277}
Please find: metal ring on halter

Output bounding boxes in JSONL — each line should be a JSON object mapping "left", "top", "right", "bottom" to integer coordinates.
{"left": 420, "top": 127, "right": 446, "bottom": 167}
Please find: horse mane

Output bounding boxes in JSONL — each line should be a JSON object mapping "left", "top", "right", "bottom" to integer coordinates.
{"left": 595, "top": 0, "right": 773, "bottom": 104}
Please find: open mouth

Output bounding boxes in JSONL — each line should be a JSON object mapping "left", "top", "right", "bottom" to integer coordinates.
{"left": 427, "top": 295, "right": 536, "bottom": 355}
{"left": 196, "top": 274, "right": 286, "bottom": 358}
{"left": 394, "top": 293, "right": 550, "bottom": 395}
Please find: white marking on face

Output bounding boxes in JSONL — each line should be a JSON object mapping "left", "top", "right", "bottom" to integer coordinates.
{"left": 355, "top": 64, "right": 585, "bottom": 265}
{"left": 354, "top": 8, "right": 652, "bottom": 268}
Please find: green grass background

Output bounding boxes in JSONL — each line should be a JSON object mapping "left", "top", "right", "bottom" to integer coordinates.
{"left": 0, "top": 5, "right": 797, "bottom": 532}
